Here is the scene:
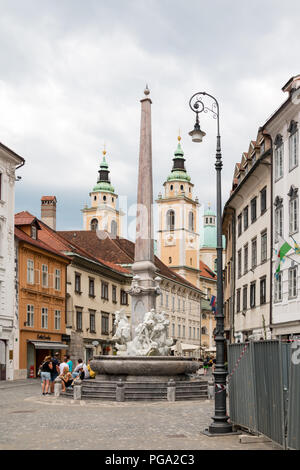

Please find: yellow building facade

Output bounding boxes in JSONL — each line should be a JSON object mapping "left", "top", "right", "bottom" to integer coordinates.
{"left": 156, "top": 137, "right": 200, "bottom": 288}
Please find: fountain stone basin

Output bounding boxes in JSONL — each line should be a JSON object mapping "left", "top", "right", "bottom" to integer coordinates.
{"left": 90, "top": 355, "right": 200, "bottom": 382}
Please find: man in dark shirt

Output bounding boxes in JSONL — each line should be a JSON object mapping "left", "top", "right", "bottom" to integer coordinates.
{"left": 50, "top": 352, "right": 60, "bottom": 393}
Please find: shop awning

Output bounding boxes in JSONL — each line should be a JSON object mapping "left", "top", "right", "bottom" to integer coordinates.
{"left": 180, "top": 343, "right": 200, "bottom": 351}
{"left": 30, "top": 341, "right": 68, "bottom": 350}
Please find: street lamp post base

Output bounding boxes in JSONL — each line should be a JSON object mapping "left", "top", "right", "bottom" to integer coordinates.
{"left": 202, "top": 428, "right": 242, "bottom": 437}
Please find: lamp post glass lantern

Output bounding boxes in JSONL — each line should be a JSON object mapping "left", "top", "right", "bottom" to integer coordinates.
{"left": 189, "top": 91, "right": 233, "bottom": 435}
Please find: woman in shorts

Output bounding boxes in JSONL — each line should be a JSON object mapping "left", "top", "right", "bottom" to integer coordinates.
{"left": 40, "top": 355, "right": 53, "bottom": 395}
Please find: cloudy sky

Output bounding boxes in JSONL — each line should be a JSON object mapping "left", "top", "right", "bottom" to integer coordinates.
{"left": 1, "top": 0, "right": 300, "bottom": 236}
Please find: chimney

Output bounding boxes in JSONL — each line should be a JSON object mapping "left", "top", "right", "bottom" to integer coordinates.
{"left": 41, "top": 196, "right": 57, "bottom": 230}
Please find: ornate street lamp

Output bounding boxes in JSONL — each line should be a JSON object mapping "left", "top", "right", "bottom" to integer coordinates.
{"left": 189, "top": 91, "right": 233, "bottom": 435}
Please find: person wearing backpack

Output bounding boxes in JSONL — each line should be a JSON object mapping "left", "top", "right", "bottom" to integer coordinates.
{"left": 39, "top": 355, "right": 53, "bottom": 395}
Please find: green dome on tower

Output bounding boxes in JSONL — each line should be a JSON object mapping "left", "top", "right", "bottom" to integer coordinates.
{"left": 92, "top": 150, "right": 115, "bottom": 194}
{"left": 167, "top": 136, "right": 191, "bottom": 183}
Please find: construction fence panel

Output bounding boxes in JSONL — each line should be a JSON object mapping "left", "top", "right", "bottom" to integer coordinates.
{"left": 228, "top": 343, "right": 257, "bottom": 432}
{"left": 228, "top": 341, "right": 286, "bottom": 447}
{"left": 287, "top": 342, "right": 300, "bottom": 450}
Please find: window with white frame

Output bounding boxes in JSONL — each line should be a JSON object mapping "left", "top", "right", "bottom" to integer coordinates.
{"left": 244, "top": 244, "right": 248, "bottom": 275}
{"left": 27, "top": 259, "right": 34, "bottom": 284}
{"left": 275, "top": 205, "right": 283, "bottom": 243}
{"left": 26, "top": 305, "right": 34, "bottom": 327}
{"left": 42, "top": 265, "right": 48, "bottom": 288}
{"left": 274, "top": 134, "right": 284, "bottom": 180}
{"left": 41, "top": 307, "right": 48, "bottom": 329}
{"left": 289, "top": 196, "right": 299, "bottom": 235}
{"left": 288, "top": 121, "right": 298, "bottom": 171}
{"left": 288, "top": 266, "right": 298, "bottom": 299}
{"left": 55, "top": 269, "right": 61, "bottom": 291}
{"left": 178, "top": 324, "right": 181, "bottom": 337}
{"left": 238, "top": 249, "right": 242, "bottom": 278}
{"left": 274, "top": 273, "right": 283, "bottom": 302}
{"left": 251, "top": 237, "right": 257, "bottom": 269}
{"left": 261, "top": 230, "right": 267, "bottom": 263}
{"left": 250, "top": 282, "right": 256, "bottom": 308}
{"left": 54, "top": 310, "right": 61, "bottom": 330}
{"left": 182, "top": 325, "right": 185, "bottom": 338}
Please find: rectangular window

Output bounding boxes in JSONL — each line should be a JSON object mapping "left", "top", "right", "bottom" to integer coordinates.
{"left": 242, "top": 285, "right": 247, "bottom": 312}
{"left": 183, "top": 325, "right": 186, "bottom": 338}
{"left": 76, "top": 309, "right": 82, "bottom": 331}
{"left": 172, "top": 296, "right": 175, "bottom": 311}
{"left": 55, "top": 269, "right": 61, "bottom": 291}
{"left": 251, "top": 197, "right": 257, "bottom": 223}
{"left": 160, "top": 293, "right": 164, "bottom": 307}
{"left": 243, "top": 206, "right": 249, "bottom": 231}
{"left": 189, "top": 326, "right": 191, "bottom": 339}
{"left": 289, "top": 198, "right": 299, "bottom": 235}
{"left": 101, "top": 281, "right": 109, "bottom": 300}
{"left": 251, "top": 237, "right": 257, "bottom": 269}
{"left": 178, "top": 298, "right": 181, "bottom": 311}
{"left": 89, "top": 310, "right": 96, "bottom": 333}
{"left": 172, "top": 324, "right": 175, "bottom": 337}
{"left": 244, "top": 244, "right": 248, "bottom": 275}
{"left": 238, "top": 249, "right": 242, "bottom": 278}
{"left": 75, "top": 273, "right": 81, "bottom": 293}
{"left": 178, "top": 324, "right": 181, "bottom": 337}
{"left": 112, "top": 314, "right": 116, "bottom": 336}
{"left": 260, "top": 277, "right": 266, "bottom": 305}
{"left": 288, "top": 267, "right": 298, "bottom": 299}
{"left": 27, "top": 259, "right": 34, "bottom": 284}
{"left": 275, "top": 144, "right": 284, "bottom": 180}
{"left": 89, "top": 278, "right": 95, "bottom": 297}
{"left": 197, "top": 328, "right": 199, "bottom": 339}
{"left": 26, "top": 305, "right": 34, "bottom": 327}
{"left": 275, "top": 206, "right": 283, "bottom": 242}
{"left": 112, "top": 285, "right": 117, "bottom": 303}
{"left": 261, "top": 230, "right": 267, "bottom": 263}
{"left": 275, "top": 273, "right": 283, "bottom": 302}
{"left": 120, "top": 289, "right": 128, "bottom": 305}
{"left": 41, "top": 307, "right": 48, "bottom": 329}
{"left": 42, "top": 265, "right": 48, "bottom": 288}
{"left": 250, "top": 282, "right": 256, "bottom": 308}
{"left": 54, "top": 310, "right": 61, "bottom": 330}
{"left": 289, "top": 130, "right": 298, "bottom": 170}
{"left": 193, "top": 327, "right": 195, "bottom": 339}
{"left": 236, "top": 288, "right": 241, "bottom": 313}
{"left": 101, "top": 313, "right": 109, "bottom": 334}
{"left": 238, "top": 214, "right": 242, "bottom": 237}
{"left": 260, "top": 187, "right": 267, "bottom": 214}
{"left": 166, "top": 294, "right": 169, "bottom": 308}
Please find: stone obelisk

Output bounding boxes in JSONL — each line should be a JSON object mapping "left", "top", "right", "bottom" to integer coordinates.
{"left": 129, "top": 86, "right": 160, "bottom": 338}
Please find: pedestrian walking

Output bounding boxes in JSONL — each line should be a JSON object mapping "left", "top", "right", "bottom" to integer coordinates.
{"left": 39, "top": 355, "right": 53, "bottom": 395}
{"left": 50, "top": 352, "right": 60, "bottom": 394}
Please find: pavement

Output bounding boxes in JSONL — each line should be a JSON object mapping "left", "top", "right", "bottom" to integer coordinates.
{"left": 0, "top": 379, "right": 279, "bottom": 451}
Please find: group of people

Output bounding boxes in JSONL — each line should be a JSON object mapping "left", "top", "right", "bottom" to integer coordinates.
{"left": 202, "top": 356, "right": 216, "bottom": 375}
{"left": 39, "top": 353, "right": 96, "bottom": 395}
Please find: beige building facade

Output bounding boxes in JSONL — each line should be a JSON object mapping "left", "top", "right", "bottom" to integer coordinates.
{"left": 223, "top": 130, "right": 272, "bottom": 342}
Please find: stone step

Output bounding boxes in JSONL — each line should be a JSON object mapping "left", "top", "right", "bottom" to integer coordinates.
{"left": 82, "top": 393, "right": 116, "bottom": 399}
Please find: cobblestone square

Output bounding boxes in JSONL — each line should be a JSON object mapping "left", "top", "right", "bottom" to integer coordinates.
{"left": 0, "top": 380, "right": 278, "bottom": 451}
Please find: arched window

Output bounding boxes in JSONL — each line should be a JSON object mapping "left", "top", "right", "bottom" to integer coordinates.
{"left": 111, "top": 220, "right": 117, "bottom": 238}
{"left": 103, "top": 195, "right": 107, "bottom": 201}
{"left": 189, "top": 211, "right": 194, "bottom": 231}
{"left": 180, "top": 185, "right": 184, "bottom": 191}
{"left": 94, "top": 195, "right": 97, "bottom": 201}
{"left": 166, "top": 209, "right": 175, "bottom": 231}
{"left": 170, "top": 185, "right": 173, "bottom": 190}
{"left": 90, "top": 219, "right": 98, "bottom": 231}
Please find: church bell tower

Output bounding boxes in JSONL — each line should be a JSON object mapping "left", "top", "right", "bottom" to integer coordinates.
{"left": 156, "top": 136, "right": 200, "bottom": 287}
{"left": 82, "top": 148, "right": 121, "bottom": 237}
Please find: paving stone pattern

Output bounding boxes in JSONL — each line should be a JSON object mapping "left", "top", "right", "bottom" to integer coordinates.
{"left": 0, "top": 380, "right": 278, "bottom": 450}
